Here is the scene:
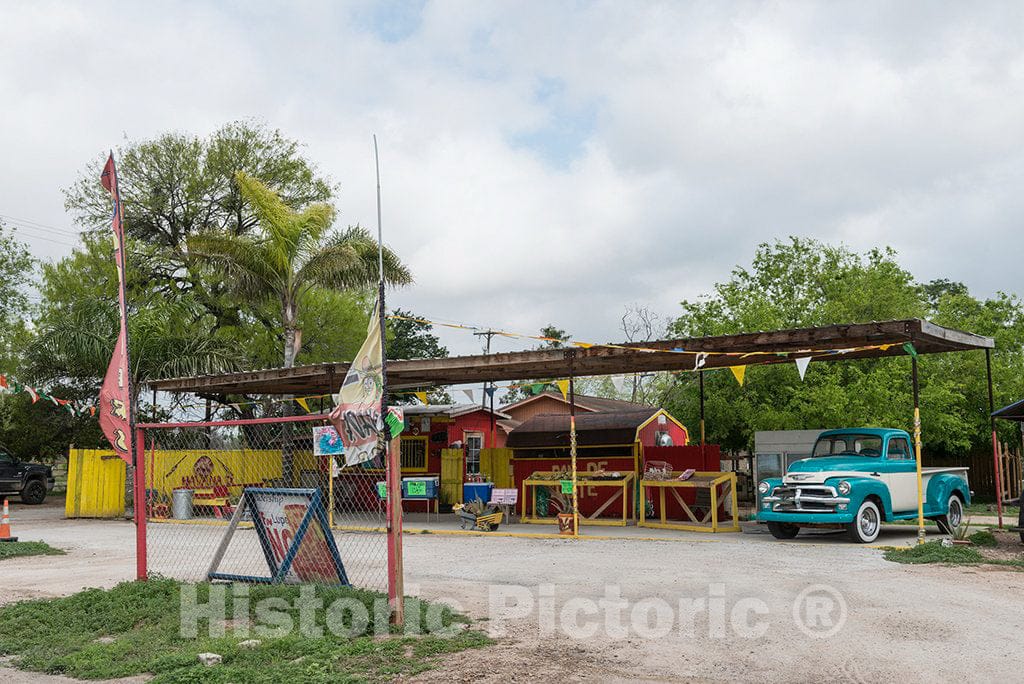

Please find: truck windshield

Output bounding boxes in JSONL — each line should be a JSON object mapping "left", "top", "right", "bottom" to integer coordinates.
{"left": 813, "top": 434, "right": 883, "bottom": 458}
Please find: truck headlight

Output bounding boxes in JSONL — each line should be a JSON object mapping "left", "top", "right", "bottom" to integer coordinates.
{"left": 837, "top": 480, "right": 851, "bottom": 495}
{"left": 758, "top": 481, "right": 770, "bottom": 494}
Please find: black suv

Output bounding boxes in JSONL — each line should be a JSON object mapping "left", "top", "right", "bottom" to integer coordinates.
{"left": 0, "top": 447, "right": 55, "bottom": 504}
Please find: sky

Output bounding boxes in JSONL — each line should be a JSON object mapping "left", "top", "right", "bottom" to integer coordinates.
{"left": 2, "top": 1, "right": 1023, "bottom": 358}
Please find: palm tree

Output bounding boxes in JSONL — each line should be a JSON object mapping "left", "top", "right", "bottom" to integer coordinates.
{"left": 188, "top": 171, "right": 412, "bottom": 369}
{"left": 29, "top": 298, "right": 237, "bottom": 405}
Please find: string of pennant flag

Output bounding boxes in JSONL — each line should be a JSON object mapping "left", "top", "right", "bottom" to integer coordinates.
{"left": 0, "top": 374, "right": 96, "bottom": 417}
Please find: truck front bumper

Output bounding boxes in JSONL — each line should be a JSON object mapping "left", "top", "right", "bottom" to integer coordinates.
{"left": 756, "top": 510, "right": 855, "bottom": 524}
{"left": 757, "top": 484, "right": 854, "bottom": 524}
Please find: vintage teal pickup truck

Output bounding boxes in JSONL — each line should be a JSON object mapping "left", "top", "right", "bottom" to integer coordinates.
{"left": 757, "top": 428, "right": 971, "bottom": 543}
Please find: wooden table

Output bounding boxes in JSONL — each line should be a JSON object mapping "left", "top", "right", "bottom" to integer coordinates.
{"left": 520, "top": 472, "right": 635, "bottom": 527}
{"left": 639, "top": 471, "right": 739, "bottom": 532}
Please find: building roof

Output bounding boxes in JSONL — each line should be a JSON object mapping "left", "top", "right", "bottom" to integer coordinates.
{"left": 401, "top": 404, "right": 510, "bottom": 419}
{"left": 501, "top": 391, "right": 652, "bottom": 414}
{"left": 506, "top": 409, "right": 663, "bottom": 448}
{"left": 150, "top": 319, "right": 995, "bottom": 396}
{"left": 993, "top": 398, "right": 1024, "bottom": 422}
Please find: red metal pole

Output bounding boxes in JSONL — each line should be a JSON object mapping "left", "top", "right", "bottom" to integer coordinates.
{"left": 134, "top": 427, "right": 147, "bottom": 580}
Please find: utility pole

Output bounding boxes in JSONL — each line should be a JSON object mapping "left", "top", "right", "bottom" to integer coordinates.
{"left": 474, "top": 329, "right": 497, "bottom": 447}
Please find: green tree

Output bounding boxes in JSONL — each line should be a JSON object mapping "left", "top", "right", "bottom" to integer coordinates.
{"left": 387, "top": 309, "right": 448, "bottom": 361}
{"left": 27, "top": 298, "right": 237, "bottom": 406}
{"left": 0, "top": 223, "right": 35, "bottom": 371}
{"left": 662, "top": 237, "right": 1020, "bottom": 457}
{"left": 63, "top": 121, "right": 334, "bottom": 336}
{"left": 188, "top": 171, "right": 412, "bottom": 369}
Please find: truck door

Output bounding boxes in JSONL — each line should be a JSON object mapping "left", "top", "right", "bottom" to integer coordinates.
{"left": 882, "top": 437, "right": 918, "bottom": 512}
{"left": 0, "top": 452, "right": 21, "bottom": 492}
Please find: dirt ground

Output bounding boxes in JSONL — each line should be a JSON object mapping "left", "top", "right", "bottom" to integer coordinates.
{"left": 2, "top": 498, "right": 1024, "bottom": 682}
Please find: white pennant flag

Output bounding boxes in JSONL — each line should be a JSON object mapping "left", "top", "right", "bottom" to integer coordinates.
{"left": 610, "top": 375, "right": 626, "bottom": 394}
{"left": 462, "top": 389, "right": 475, "bottom": 403}
{"left": 694, "top": 352, "right": 708, "bottom": 370}
{"left": 795, "top": 356, "right": 811, "bottom": 381}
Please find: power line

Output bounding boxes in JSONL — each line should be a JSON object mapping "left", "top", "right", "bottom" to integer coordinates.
{"left": 0, "top": 213, "right": 81, "bottom": 237}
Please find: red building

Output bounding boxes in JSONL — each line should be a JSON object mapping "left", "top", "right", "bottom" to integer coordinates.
{"left": 398, "top": 404, "right": 509, "bottom": 476}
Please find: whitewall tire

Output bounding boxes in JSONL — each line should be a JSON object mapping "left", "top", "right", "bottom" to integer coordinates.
{"left": 847, "top": 500, "right": 881, "bottom": 544}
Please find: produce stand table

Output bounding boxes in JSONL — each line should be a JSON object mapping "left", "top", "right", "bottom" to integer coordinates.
{"left": 520, "top": 472, "right": 635, "bottom": 527}
{"left": 639, "top": 471, "right": 739, "bottom": 532}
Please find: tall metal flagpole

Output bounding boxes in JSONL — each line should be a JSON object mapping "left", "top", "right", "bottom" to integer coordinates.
{"left": 375, "top": 136, "right": 404, "bottom": 626}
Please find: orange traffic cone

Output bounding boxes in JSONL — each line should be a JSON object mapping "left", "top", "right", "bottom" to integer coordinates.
{"left": 0, "top": 498, "right": 18, "bottom": 542}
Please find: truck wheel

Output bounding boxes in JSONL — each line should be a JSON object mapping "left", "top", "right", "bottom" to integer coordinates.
{"left": 935, "top": 495, "right": 963, "bottom": 535}
{"left": 20, "top": 479, "right": 46, "bottom": 505}
{"left": 767, "top": 522, "right": 800, "bottom": 539}
{"left": 847, "top": 500, "right": 881, "bottom": 543}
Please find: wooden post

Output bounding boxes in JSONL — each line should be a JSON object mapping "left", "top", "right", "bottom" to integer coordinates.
{"left": 986, "top": 349, "right": 1004, "bottom": 528}
{"left": 912, "top": 356, "right": 925, "bottom": 545}
{"left": 386, "top": 435, "right": 403, "bottom": 626}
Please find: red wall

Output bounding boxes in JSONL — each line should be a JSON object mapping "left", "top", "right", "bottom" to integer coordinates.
{"left": 512, "top": 454, "right": 637, "bottom": 519}
{"left": 641, "top": 444, "right": 724, "bottom": 521}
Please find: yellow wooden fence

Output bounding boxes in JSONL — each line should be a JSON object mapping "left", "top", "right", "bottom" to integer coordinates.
{"left": 66, "top": 448, "right": 126, "bottom": 518}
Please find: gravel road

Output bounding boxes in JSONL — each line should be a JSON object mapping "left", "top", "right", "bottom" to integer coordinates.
{"left": 2, "top": 499, "right": 1022, "bottom": 682}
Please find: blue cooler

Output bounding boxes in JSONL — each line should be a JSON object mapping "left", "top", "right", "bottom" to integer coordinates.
{"left": 463, "top": 482, "right": 493, "bottom": 504}
{"left": 402, "top": 476, "right": 439, "bottom": 499}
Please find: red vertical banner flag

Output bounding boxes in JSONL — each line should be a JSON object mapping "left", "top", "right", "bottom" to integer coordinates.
{"left": 98, "top": 154, "right": 134, "bottom": 461}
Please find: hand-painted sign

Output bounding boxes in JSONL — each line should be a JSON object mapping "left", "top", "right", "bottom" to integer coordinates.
{"left": 207, "top": 488, "right": 348, "bottom": 585}
{"left": 313, "top": 425, "right": 345, "bottom": 457}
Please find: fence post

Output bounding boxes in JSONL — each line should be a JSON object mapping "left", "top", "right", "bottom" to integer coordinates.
{"left": 134, "top": 427, "right": 147, "bottom": 581}
{"left": 386, "top": 435, "right": 404, "bottom": 626}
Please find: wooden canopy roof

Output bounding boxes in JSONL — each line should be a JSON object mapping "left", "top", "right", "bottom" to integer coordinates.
{"left": 150, "top": 318, "right": 994, "bottom": 397}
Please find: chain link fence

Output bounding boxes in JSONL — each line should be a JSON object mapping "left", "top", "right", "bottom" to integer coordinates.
{"left": 140, "top": 415, "right": 387, "bottom": 589}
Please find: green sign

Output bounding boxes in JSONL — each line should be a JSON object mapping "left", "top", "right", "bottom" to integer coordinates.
{"left": 560, "top": 479, "right": 573, "bottom": 494}
{"left": 376, "top": 482, "right": 387, "bottom": 499}
{"left": 406, "top": 481, "right": 427, "bottom": 497}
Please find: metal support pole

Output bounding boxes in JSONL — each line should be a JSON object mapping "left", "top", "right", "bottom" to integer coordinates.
{"left": 569, "top": 351, "right": 579, "bottom": 538}
{"left": 134, "top": 427, "right": 147, "bottom": 579}
{"left": 698, "top": 371, "right": 706, "bottom": 463}
{"left": 912, "top": 357, "right": 925, "bottom": 545}
{"left": 986, "top": 349, "right": 1004, "bottom": 528}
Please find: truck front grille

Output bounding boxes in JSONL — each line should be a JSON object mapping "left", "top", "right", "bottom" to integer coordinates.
{"left": 764, "top": 485, "right": 847, "bottom": 513}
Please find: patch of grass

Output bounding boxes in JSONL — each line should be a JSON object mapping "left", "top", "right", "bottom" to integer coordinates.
{"left": 884, "top": 541, "right": 987, "bottom": 565}
{"left": 884, "top": 541, "right": 1024, "bottom": 569}
{"left": 0, "top": 578, "right": 491, "bottom": 682}
{"left": 0, "top": 541, "right": 64, "bottom": 560}
{"left": 969, "top": 531, "right": 999, "bottom": 548}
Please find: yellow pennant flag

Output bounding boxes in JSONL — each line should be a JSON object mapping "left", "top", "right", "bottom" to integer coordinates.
{"left": 415, "top": 391, "right": 429, "bottom": 405}
{"left": 730, "top": 365, "right": 746, "bottom": 386}
{"left": 295, "top": 397, "right": 311, "bottom": 413}
{"left": 555, "top": 379, "right": 570, "bottom": 401}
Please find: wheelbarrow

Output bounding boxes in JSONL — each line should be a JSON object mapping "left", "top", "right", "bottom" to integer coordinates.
{"left": 452, "top": 503, "right": 504, "bottom": 531}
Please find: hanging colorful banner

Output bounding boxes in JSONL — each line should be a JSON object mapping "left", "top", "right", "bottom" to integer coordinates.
{"left": 414, "top": 391, "right": 429, "bottom": 405}
{"left": 328, "top": 299, "right": 384, "bottom": 467}
{"left": 729, "top": 365, "right": 746, "bottom": 386}
{"left": 98, "top": 154, "right": 134, "bottom": 462}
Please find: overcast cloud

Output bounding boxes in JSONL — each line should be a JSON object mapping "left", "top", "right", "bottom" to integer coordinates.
{"left": 2, "top": 1, "right": 1022, "bottom": 355}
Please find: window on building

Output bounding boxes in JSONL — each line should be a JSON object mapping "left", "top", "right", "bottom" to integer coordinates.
{"left": 400, "top": 438, "right": 427, "bottom": 471}
{"left": 465, "top": 433, "right": 483, "bottom": 474}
